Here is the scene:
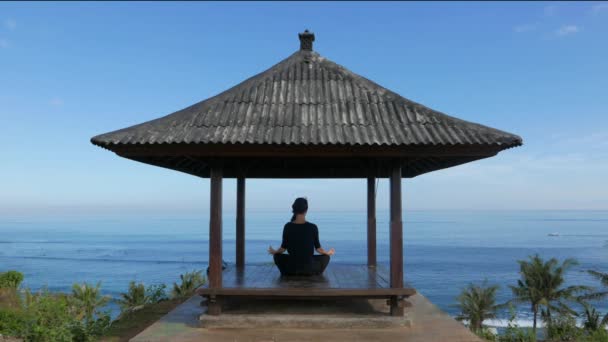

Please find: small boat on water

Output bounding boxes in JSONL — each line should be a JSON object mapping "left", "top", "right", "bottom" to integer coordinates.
{"left": 548, "top": 233, "right": 560, "bottom": 237}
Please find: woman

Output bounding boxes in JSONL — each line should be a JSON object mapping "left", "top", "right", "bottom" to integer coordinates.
{"left": 268, "top": 197, "right": 335, "bottom": 276}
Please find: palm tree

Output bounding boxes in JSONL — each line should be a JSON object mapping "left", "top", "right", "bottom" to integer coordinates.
{"left": 538, "top": 258, "right": 590, "bottom": 328}
{"left": 580, "top": 270, "right": 608, "bottom": 331}
{"left": 70, "top": 282, "right": 110, "bottom": 324}
{"left": 454, "top": 280, "right": 501, "bottom": 332}
{"left": 509, "top": 254, "right": 589, "bottom": 335}
{"left": 172, "top": 270, "right": 206, "bottom": 298}
{"left": 581, "top": 303, "right": 608, "bottom": 332}
{"left": 583, "top": 270, "right": 608, "bottom": 300}
{"left": 117, "top": 281, "right": 148, "bottom": 314}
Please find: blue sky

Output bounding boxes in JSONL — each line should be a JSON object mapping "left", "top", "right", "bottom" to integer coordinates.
{"left": 1, "top": 1, "right": 607, "bottom": 214}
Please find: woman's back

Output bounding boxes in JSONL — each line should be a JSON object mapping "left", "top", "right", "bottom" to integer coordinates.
{"left": 268, "top": 197, "right": 334, "bottom": 276}
{"left": 281, "top": 221, "right": 320, "bottom": 264}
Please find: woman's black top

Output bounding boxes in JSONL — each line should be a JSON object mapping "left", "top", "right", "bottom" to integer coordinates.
{"left": 280, "top": 221, "right": 321, "bottom": 266}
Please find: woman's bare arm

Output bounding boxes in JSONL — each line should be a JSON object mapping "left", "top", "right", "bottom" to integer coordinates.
{"left": 314, "top": 225, "right": 334, "bottom": 256}
{"left": 268, "top": 246, "right": 286, "bottom": 255}
{"left": 316, "top": 247, "right": 335, "bottom": 256}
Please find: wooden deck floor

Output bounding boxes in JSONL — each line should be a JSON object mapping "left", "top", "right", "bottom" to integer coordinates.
{"left": 197, "top": 263, "right": 416, "bottom": 298}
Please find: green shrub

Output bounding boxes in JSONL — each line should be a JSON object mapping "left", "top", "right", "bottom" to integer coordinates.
{"left": 0, "top": 280, "right": 112, "bottom": 342}
{"left": 498, "top": 307, "right": 536, "bottom": 342}
{"left": 116, "top": 281, "right": 170, "bottom": 318}
{"left": 22, "top": 289, "right": 77, "bottom": 342}
{"left": 70, "top": 312, "right": 111, "bottom": 342}
{"left": 19, "top": 287, "right": 112, "bottom": 342}
{"left": 70, "top": 282, "right": 110, "bottom": 323}
{"left": 579, "top": 329, "right": 608, "bottom": 342}
{"left": 117, "top": 281, "right": 148, "bottom": 315}
{"left": 69, "top": 282, "right": 112, "bottom": 341}
{"left": 0, "top": 270, "right": 24, "bottom": 289}
{"left": 171, "top": 270, "right": 206, "bottom": 299}
{"left": 545, "top": 314, "right": 581, "bottom": 341}
{"left": 498, "top": 326, "right": 537, "bottom": 342}
{"left": 473, "top": 326, "right": 497, "bottom": 341}
{"left": 146, "top": 283, "right": 168, "bottom": 304}
{"left": 0, "top": 287, "right": 21, "bottom": 310}
{"left": 454, "top": 280, "right": 501, "bottom": 332}
{"left": 0, "top": 307, "right": 27, "bottom": 337}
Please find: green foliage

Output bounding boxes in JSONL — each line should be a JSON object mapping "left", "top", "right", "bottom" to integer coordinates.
{"left": 508, "top": 254, "right": 589, "bottom": 334}
{"left": 116, "top": 281, "right": 169, "bottom": 318}
{"left": 581, "top": 303, "right": 608, "bottom": 332}
{"left": 0, "top": 281, "right": 111, "bottom": 342}
{"left": 545, "top": 314, "right": 581, "bottom": 341}
{"left": 171, "top": 270, "right": 206, "bottom": 299}
{"left": 0, "top": 307, "right": 28, "bottom": 337}
{"left": 455, "top": 280, "right": 501, "bottom": 332}
{"left": 0, "top": 271, "right": 25, "bottom": 312}
{"left": 71, "top": 313, "right": 111, "bottom": 342}
{"left": 117, "top": 281, "right": 148, "bottom": 314}
{"left": 69, "top": 282, "right": 112, "bottom": 341}
{"left": 0, "top": 288, "right": 22, "bottom": 310}
{"left": 541, "top": 312, "right": 608, "bottom": 342}
{"left": 473, "top": 326, "right": 497, "bottom": 341}
{"left": 588, "top": 270, "right": 608, "bottom": 288}
{"left": 0, "top": 270, "right": 24, "bottom": 289}
{"left": 21, "top": 288, "right": 78, "bottom": 342}
{"left": 70, "top": 282, "right": 110, "bottom": 323}
{"left": 578, "top": 329, "right": 608, "bottom": 342}
{"left": 146, "top": 283, "right": 168, "bottom": 304}
{"left": 497, "top": 306, "right": 537, "bottom": 342}
{"left": 581, "top": 270, "right": 608, "bottom": 319}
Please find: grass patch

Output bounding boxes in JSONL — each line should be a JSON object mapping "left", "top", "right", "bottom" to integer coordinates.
{"left": 100, "top": 298, "right": 184, "bottom": 342}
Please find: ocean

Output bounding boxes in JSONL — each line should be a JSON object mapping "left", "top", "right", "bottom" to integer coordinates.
{"left": 1, "top": 210, "right": 607, "bottom": 327}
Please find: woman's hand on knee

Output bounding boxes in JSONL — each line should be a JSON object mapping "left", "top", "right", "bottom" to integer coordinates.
{"left": 268, "top": 246, "right": 286, "bottom": 255}
{"left": 316, "top": 247, "right": 335, "bottom": 256}
{"left": 268, "top": 245, "right": 276, "bottom": 255}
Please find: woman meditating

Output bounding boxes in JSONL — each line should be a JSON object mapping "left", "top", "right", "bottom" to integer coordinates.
{"left": 268, "top": 198, "right": 335, "bottom": 276}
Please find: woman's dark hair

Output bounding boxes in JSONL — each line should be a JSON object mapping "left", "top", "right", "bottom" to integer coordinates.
{"left": 290, "top": 197, "right": 308, "bottom": 222}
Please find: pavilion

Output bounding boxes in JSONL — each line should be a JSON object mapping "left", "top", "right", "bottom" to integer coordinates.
{"left": 91, "top": 30, "right": 522, "bottom": 316}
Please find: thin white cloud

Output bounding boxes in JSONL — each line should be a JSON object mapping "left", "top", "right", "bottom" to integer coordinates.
{"left": 0, "top": 38, "right": 8, "bottom": 48}
{"left": 513, "top": 23, "right": 537, "bottom": 33}
{"left": 556, "top": 24, "right": 581, "bottom": 36}
{"left": 407, "top": 149, "right": 608, "bottom": 210}
{"left": 4, "top": 18, "right": 16, "bottom": 31}
{"left": 50, "top": 98, "right": 64, "bottom": 106}
{"left": 561, "top": 132, "right": 608, "bottom": 148}
{"left": 592, "top": 3, "right": 608, "bottom": 14}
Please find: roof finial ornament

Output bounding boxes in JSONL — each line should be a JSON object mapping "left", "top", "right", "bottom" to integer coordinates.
{"left": 299, "top": 29, "right": 315, "bottom": 51}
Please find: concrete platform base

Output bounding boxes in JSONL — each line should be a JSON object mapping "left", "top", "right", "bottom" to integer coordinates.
{"left": 200, "top": 298, "right": 411, "bottom": 329}
{"left": 201, "top": 313, "right": 410, "bottom": 329}
{"left": 131, "top": 293, "right": 483, "bottom": 342}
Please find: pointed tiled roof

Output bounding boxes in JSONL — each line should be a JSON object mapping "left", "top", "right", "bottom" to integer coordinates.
{"left": 92, "top": 53, "right": 520, "bottom": 149}
{"left": 91, "top": 31, "right": 521, "bottom": 178}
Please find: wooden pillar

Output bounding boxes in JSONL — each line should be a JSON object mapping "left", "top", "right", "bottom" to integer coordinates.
{"left": 367, "top": 177, "right": 377, "bottom": 267}
{"left": 389, "top": 160, "right": 404, "bottom": 316}
{"left": 208, "top": 164, "right": 223, "bottom": 315}
{"left": 236, "top": 177, "right": 245, "bottom": 268}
